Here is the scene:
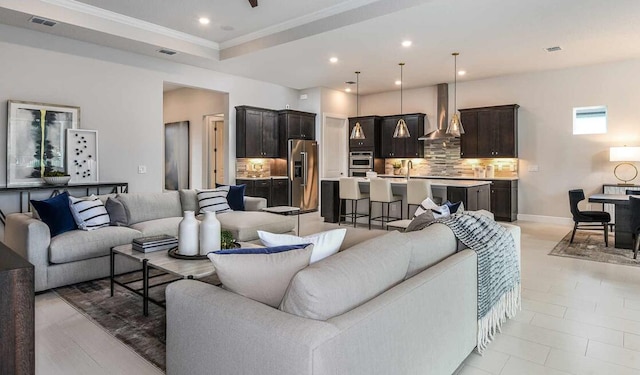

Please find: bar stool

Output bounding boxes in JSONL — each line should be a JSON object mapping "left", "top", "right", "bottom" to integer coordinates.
{"left": 339, "top": 178, "right": 369, "bottom": 228}
{"left": 387, "top": 179, "right": 432, "bottom": 231}
{"left": 369, "top": 178, "right": 403, "bottom": 230}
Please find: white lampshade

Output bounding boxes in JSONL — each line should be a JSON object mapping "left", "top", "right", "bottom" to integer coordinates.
{"left": 610, "top": 146, "right": 640, "bottom": 162}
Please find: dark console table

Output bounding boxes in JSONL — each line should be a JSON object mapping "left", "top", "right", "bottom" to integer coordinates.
{"left": 0, "top": 181, "right": 128, "bottom": 225}
{"left": 0, "top": 242, "right": 34, "bottom": 375}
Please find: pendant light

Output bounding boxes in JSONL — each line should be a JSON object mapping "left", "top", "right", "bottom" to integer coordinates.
{"left": 393, "top": 62, "right": 410, "bottom": 138}
{"left": 446, "top": 52, "right": 465, "bottom": 137}
{"left": 349, "top": 71, "right": 365, "bottom": 139}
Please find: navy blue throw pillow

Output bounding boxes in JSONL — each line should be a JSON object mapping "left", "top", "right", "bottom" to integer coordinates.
{"left": 444, "top": 200, "right": 463, "bottom": 214}
{"left": 216, "top": 183, "right": 246, "bottom": 211}
{"left": 30, "top": 192, "right": 77, "bottom": 237}
{"left": 212, "top": 243, "right": 310, "bottom": 255}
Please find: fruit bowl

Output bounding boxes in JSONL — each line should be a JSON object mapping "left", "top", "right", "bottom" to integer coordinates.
{"left": 42, "top": 175, "right": 72, "bottom": 185}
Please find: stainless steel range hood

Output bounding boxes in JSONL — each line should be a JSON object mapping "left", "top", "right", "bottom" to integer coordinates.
{"left": 418, "top": 83, "right": 452, "bottom": 140}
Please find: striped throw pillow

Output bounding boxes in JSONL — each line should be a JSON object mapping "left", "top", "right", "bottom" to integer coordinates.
{"left": 68, "top": 195, "right": 110, "bottom": 231}
{"left": 196, "top": 186, "right": 232, "bottom": 214}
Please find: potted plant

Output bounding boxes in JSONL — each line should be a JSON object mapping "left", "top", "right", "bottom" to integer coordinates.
{"left": 392, "top": 162, "right": 402, "bottom": 175}
{"left": 42, "top": 171, "right": 71, "bottom": 185}
{"left": 221, "top": 230, "right": 238, "bottom": 249}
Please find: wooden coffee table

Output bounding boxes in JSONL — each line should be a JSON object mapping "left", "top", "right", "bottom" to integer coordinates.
{"left": 110, "top": 242, "right": 259, "bottom": 316}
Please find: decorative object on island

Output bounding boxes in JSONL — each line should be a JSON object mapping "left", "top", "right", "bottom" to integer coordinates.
{"left": 6, "top": 100, "right": 79, "bottom": 187}
{"left": 178, "top": 211, "right": 199, "bottom": 256}
{"left": 393, "top": 63, "right": 410, "bottom": 138}
{"left": 66, "top": 129, "right": 98, "bottom": 183}
{"left": 165, "top": 121, "right": 190, "bottom": 191}
{"left": 349, "top": 71, "right": 366, "bottom": 140}
{"left": 41, "top": 171, "right": 71, "bottom": 185}
{"left": 610, "top": 146, "right": 640, "bottom": 185}
{"left": 199, "top": 210, "right": 221, "bottom": 255}
{"left": 446, "top": 52, "right": 465, "bottom": 137}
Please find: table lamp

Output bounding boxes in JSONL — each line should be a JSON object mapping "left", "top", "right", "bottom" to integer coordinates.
{"left": 610, "top": 146, "right": 640, "bottom": 185}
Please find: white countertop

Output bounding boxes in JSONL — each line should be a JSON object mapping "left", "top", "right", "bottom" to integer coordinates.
{"left": 322, "top": 177, "right": 491, "bottom": 187}
{"left": 379, "top": 174, "right": 518, "bottom": 181}
{"left": 236, "top": 176, "right": 288, "bottom": 180}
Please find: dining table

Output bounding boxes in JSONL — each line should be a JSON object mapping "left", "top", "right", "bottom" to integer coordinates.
{"left": 588, "top": 193, "right": 639, "bottom": 249}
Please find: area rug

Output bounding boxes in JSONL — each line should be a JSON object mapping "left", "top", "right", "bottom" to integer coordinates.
{"left": 54, "top": 272, "right": 172, "bottom": 371}
{"left": 549, "top": 230, "right": 640, "bottom": 266}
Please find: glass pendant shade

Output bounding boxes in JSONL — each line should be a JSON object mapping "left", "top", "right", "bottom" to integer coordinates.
{"left": 446, "top": 52, "right": 465, "bottom": 138}
{"left": 446, "top": 113, "right": 465, "bottom": 137}
{"left": 393, "top": 63, "right": 410, "bottom": 138}
{"left": 349, "top": 71, "right": 366, "bottom": 140}
{"left": 394, "top": 118, "right": 410, "bottom": 138}
{"left": 350, "top": 121, "right": 365, "bottom": 139}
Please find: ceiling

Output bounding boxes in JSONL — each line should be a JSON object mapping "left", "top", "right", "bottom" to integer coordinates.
{"left": 2, "top": 0, "right": 640, "bottom": 94}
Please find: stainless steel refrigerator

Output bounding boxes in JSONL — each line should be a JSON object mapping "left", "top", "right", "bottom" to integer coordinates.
{"left": 288, "top": 139, "right": 318, "bottom": 212}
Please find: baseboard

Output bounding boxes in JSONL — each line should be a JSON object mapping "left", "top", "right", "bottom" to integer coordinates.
{"left": 517, "top": 214, "right": 574, "bottom": 226}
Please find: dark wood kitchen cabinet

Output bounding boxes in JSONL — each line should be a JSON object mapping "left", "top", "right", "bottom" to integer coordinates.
{"left": 349, "top": 116, "right": 381, "bottom": 150}
{"left": 490, "top": 180, "right": 518, "bottom": 222}
{"left": 271, "top": 178, "right": 290, "bottom": 206}
{"left": 378, "top": 113, "right": 425, "bottom": 158}
{"left": 237, "top": 178, "right": 289, "bottom": 207}
{"left": 459, "top": 105, "right": 519, "bottom": 158}
{"left": 236, "top": 106, "right": 279, "bottom": 158}
{"left": 447, "top": 184, "right": 491, "bottom": 211}
{"left": 278, "top": 110, "right": 316, "bottom": 157}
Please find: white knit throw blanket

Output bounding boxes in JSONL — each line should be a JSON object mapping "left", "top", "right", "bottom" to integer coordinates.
{"left": 431, "top": 212, "right": 521, "bottom": 353}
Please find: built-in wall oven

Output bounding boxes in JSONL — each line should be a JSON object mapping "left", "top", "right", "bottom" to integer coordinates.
{"left": 349, "top": 151, "right": 374, "bottom": 170}
{"left": 349, "top": 169, "right": 372, "bottom": 177}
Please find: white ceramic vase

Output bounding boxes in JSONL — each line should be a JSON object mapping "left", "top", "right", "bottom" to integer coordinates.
{"left": 178, "top": 211, "right": 199, "bottom": 256}
{"left": 199, "top": 210, "right": 221, "bottom": 255}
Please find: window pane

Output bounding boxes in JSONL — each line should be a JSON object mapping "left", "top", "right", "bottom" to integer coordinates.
{"left": 573, "top": 106, "right": 607, "bottom": 135}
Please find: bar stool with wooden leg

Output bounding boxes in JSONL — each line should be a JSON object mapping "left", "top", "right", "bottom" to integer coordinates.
{"left": 339, "top": 177, "right": 369, "bottom": 228}
{"left": 369, "top": 178, "right": 403, "bottom": 230}
{"left": 387, "top": 179, "right": 432, "bottom": 231}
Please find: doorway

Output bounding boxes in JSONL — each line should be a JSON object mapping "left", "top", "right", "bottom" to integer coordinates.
{"left": 205, "top": 114, "right": 225, "bottom": 188}
{"left": 322, "top": 114, "right": 348, "bottom": 178}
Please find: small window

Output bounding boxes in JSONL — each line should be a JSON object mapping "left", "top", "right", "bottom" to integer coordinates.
{"left": 573, "top": 106, "right": 607, "bottom": 135}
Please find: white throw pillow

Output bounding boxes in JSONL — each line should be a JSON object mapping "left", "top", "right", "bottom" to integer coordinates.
{"left": 68, "top": 195, "right": 110, "bottom": 231}
{"left": 196, "top": 186, "right": 232, "bottom": 214}
{"left": 413, "top": 197, "right": 450, "bottom": 219}
{"left": 258, "top": 228, "right": 347, "bottom": 264}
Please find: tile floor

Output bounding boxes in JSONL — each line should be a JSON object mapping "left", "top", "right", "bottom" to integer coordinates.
{"left": 35, "top": 215, "right": 640, "bottom": 374}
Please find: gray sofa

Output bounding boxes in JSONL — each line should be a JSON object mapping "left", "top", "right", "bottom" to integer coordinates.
{"left": 166, "top": 220, "right": 521, "bottom": 375}
{"left": 4, "top": 190, "right": 296, "bottom": 292}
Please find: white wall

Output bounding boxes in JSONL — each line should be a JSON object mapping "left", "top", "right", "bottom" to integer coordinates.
{"left": 163, "top": 88, "right": 226, "bottom": 188}
{"left": 359, "top": 59, "right": 640, "bottom": 219}
{"left": 0, "top": 24, "right": 299, "bottom": 198}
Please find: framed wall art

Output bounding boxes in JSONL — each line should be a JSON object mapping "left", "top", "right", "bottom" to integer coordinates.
{"left": 6, "top": 100, "right": 79, "bottom": 186}
{"left": 66, "top": 129, "right": 98, "bottom": 183}
{"left": 164, "top": 121, "right": 190, "bottom": 190}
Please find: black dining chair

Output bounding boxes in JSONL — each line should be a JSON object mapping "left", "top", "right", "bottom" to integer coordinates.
{"left": 631, "top": 196, "right": 640, "bottom": 259}
{"left": 569, "top": 189, "right": 611, "bottom": 247}
{"left": 626, "top": 189, "right": 640, "bottom": 195}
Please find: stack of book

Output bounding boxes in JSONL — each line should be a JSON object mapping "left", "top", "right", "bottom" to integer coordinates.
{"left": 132, "top": 235, "right": 178, "bottom": 253}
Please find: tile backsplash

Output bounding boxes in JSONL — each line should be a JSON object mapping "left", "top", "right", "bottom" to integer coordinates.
{"left": 236, "top": 158, "right": 287, "bottom": 178}
{"left": 385, "top": 138, "right": 518, "bottom": 178}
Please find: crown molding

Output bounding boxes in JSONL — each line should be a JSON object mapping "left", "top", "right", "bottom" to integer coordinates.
{"left": 219, "top": 0, "right": 381, "bottom": 49}
{"left": 41, "top": 0, "right": 219, "bottom": 50}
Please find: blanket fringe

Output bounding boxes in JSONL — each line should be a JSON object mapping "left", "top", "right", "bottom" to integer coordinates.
{"left": 476, "top": 282, "right": 521, "bottom": 354}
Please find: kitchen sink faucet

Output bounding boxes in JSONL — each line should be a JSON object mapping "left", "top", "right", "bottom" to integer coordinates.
{"left": 406, "top": 160, "right": 413, "bottom": 180}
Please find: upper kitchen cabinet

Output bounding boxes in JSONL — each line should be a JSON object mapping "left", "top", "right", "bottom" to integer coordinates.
{"left": 278, "top": 110, "right": 316, "bottom": 157}
{"left": 459, "top": 105, "right": 519, "bottom": 159}
{"left": 379, "top": 113, "right": 425, "bottom": 158}
{"left": 348, "top": 116, "right": 381, "bottom": 150}
{"left": 236, "top": 106, "right": 279, "bottom": 158}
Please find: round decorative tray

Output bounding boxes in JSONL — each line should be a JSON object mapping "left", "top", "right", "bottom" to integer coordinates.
{"left": 167, "top": 243, "right": 241, "bottom": 260}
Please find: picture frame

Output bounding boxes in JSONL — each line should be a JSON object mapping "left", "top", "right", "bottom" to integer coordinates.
{"left": 6, "top": 100, "right": 80, "bottom": 187}
{"left": 66, "top": 129, "right": 98, "bottom": 183}
{"left": 164, "top": 121, "right": 190, "bottom": 191}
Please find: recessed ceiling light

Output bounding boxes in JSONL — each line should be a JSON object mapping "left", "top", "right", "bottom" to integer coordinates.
{"left": 199, "top": 17, "right": 210, "bottom": 25}
{"left": 395, "top": 80, "right": 402, "bottom": 85}
{"left": 402, "top": 40, "right": 412, "bottom": 47}
{"left": 545, "top": 46, "right": 562, "bottom": 52}
{"left": 458, "top": 70, "right": 466, "bottom": 76}
{"left": 329, "top": 57, "right": 338, "bottom": 63}
{"left": 221, "top": 25, "right": 234, "bottom": 31}
{"left": 345, "top": 88, "right": 352, "bottom": 92}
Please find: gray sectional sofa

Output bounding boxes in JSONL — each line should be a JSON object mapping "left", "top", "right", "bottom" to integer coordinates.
{"left": 4, "top": 190, "right": 296, "bottom": 292}
{"left": 166, "top": 220, "right": 521, "bottom": 375}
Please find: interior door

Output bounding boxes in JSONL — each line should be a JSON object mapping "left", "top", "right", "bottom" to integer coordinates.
{"left": 322, "top": 116, "right": 347, "bottom": 178}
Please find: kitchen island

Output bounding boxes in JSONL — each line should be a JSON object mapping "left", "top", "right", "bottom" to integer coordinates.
{"left": 320, "top": 178, "right": 492, "bottom": 224}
